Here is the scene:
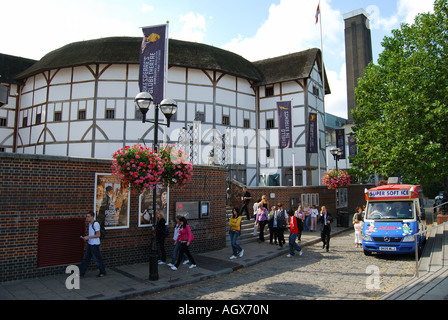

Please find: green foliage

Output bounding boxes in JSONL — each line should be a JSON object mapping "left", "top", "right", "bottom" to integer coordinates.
{"left": 351, "top": 0, "right": 448, "bottom": 190}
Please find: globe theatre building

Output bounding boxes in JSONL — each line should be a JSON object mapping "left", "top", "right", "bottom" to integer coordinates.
{"left": 0, "top": 37, "right": 330, "bottom": 186}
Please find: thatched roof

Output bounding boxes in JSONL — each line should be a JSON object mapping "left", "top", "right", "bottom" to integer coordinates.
{"left": 15, "top": 37, "right": 264, "bottom": 82}
{"left": 14, "top": 37, "right": 330, "bottom": 93}
{"left": 0, "top": 54, "right": 36, "bottom": 84}
{"left": 253, "top": 48, "right": 331, "bottom": 94}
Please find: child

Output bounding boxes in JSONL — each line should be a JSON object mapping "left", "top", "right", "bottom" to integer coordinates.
{"left": 354, "top": 218, "right": 363, "bottom": 248}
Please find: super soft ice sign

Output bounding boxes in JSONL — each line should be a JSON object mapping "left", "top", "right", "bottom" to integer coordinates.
{"left": 368, "top": 189, "right": 410, "bottom": 199}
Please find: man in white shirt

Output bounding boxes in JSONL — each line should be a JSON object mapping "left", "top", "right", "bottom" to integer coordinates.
{"left": 79, "top": 211, "right": 107, "bottom": 277}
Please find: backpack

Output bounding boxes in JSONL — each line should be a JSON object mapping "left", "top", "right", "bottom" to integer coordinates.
{"left": 277, "top": 210, "right": 287, "bottom": 229}
{"left": 295, "top": 216, "right": 303, "bottom": 232}
{"left": 91, "top": 220, "right": 106, "bottom": 240}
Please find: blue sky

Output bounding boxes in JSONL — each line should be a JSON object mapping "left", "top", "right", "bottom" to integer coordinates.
{"left": 2, "top": 0, "right": 435, "bottom": 118}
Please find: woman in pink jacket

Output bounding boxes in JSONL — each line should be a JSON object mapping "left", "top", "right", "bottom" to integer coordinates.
{"left": 171, "top": 216, "right": 197, "bottom": 270}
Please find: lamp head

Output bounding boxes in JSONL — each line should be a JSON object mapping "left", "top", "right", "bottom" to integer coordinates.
{"left": 160, "top": 98, "right": 177, "bottom": 127}
{"left": 135, "top": 92, "right": 154, "bottom": 116}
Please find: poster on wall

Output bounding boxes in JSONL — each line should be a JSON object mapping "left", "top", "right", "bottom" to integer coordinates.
{"left": 94, "top": 173, "right": 130, "bottom": 229}
{"left": 139, "top": 184, "right": 169, "bottom": 227}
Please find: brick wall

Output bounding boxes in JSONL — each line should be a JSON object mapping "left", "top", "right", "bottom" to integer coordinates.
{"left": 0, "top": 153, "right": 227, "bottom": 282}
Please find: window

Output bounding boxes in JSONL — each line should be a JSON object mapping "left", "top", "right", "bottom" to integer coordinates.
{"left": 22, "top": 116, "right": 28, "bottom": 127}
{"left": 266, "top": 119, "right": 275, "bottom": 129}
{"left": 313, "top": 85, "right": 320, "bottom": 97}
{"left": 301, "top": 194, "right": 319, "bottom": 208}
{"left": 0, "top": 118, "right": 6, "bottom": 127}
{"left": 222, "top": 115, "right": 230, "bottom": 126}
{"left": 78, "top": 110, "right": 86, "bottom": 120}
{"left": 265, "top": 86, "right": 274, "bottom": 97}
{"left": 35, "top": 114, "right": 41, "bottom": 125}
{"left": 54, "top": 111, "right": 62, "bottom": 122}
{"left": 243, "top": 119, "right": 250, "bottom": 129}
{"left": 195, "top": 111, "right": 205, "bottom": 122}
{"left": 105, "top": 109, "right": 115, "bottom": 119}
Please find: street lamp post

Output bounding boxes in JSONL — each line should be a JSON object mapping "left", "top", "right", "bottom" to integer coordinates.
{"left": 330, "top": 147, "right": 342, "bottom": 226}
{"left": 135, "top": 92, "right": 177, "bottom": 281}
{"left": 330, "top": 147, "right": 342, "bottom": 171}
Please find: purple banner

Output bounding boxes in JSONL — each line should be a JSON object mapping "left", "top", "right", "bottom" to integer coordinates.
{"left": 307, "top": 112, "right": 318, "bottom": 153}
{"left": 139, "top": 24, "right": 167, "bottom": 104}
{"left": 277, "top": 101, "right": 292, "bottom": 149}
{"left": 348, "top": 135, "right": 357, "bottom": 163}
{"left": 336, "top": 129, "right": 346, "bottom": 159}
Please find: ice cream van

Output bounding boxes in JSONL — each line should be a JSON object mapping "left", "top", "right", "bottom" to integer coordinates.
{"left": 362, "top": 177, "right": 426, "bottom": 256}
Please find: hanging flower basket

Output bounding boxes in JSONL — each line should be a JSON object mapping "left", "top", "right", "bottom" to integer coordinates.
{"left": 111, "top": 143, "right": 193, "bottom": 195}
{"left": 158, "top": 144, "right": 193, "bottom": 188}
{"left": 321, "top": 169, "right": 351, "bottom": 190}
{"left": 111, "top": 144, "right": 164, "bottom": 195}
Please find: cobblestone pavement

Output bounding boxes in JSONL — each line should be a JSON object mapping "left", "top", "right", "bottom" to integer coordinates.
{"left": 133, "top": 230, "right": 416, "bottom": 300}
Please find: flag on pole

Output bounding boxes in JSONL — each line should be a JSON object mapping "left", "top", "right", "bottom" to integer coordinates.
{"left": 139, "top": 24, "right": 168, "bottom": 104}
{"left": 307, "top": 112, "right": 318, "bottom": 153}
{"left": 315, "top": 2, "right": 320, "bottom": 24}
{"left": 277, "top": 101, "right": 292, "bottom": 149}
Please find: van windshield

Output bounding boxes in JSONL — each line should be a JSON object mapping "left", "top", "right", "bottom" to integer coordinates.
{"left": 366, "top": 201, "right": 414, "bottom": 220}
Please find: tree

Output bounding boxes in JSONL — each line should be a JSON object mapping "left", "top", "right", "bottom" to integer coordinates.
{"left": 351, "top": 0, "right": 448, "bottom": 191}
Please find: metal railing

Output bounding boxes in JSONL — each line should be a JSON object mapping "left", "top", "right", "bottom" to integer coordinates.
{"left": 425, "top": 201, "right": 448, "bottom": 224}
{"left": 413, "top": 218, "right": 448, "bottom": 278}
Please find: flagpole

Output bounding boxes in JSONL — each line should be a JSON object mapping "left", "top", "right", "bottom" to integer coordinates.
{"left": 318, "top": 1, "right": 324, "bottom": 185}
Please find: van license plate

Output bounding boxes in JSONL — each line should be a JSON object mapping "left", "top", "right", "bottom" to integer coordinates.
{"left": 379, "top": 247, "right": 396, "bottom": 251}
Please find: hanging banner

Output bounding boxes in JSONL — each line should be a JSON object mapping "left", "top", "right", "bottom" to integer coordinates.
{"left": 139, "top": 24, "right": 167, "bottom": 104}
{"left": 307, "top": 112, "right": 318, "bottom": 153}
{"left": 348, "top": 135, "right": 357, "bottom": 163}
{"left": 336, "top": 129, "right": 346, "bottom": 159}
{"left": 277, "top": 101, "right": 292, "bottom": 149}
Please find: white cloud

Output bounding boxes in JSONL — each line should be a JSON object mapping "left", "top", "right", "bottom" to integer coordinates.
{"left": 141, "top": 4, "right": 154, "bottom": 13}
{"left": 170, "top": 12, "right": 207, "bottom": 43}
{"left": 366, "top": 5, "right": 398, "bottom": 31}
{"left": 2, "top": 0, "right": 139, "bottom": 59}
{"left": 325, "top": 63, "right": 348, "bottom": 119}
{"left": 221, "top": 0, "right": 347, "bottom": 118}
{"left": 397, "top": 0, "right": 435, "bottom": 24}
{"left": 222, "top": 0, "right": 343, "bottom": 63}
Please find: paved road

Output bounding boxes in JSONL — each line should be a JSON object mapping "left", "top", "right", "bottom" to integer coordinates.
{"left": 132, "top": 230, "right": 416, "bottom": 300}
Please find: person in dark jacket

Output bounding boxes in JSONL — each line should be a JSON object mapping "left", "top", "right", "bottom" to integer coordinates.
{"left": 319, "top": 206, "right": 333, "bottom": 252}
{"left": 155, "top": 210, "right": 168, "bottom": 264}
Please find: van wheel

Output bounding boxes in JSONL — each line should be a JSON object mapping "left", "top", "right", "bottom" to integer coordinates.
{"left": 363, "top": 249, "right": 372, "bottom": 256}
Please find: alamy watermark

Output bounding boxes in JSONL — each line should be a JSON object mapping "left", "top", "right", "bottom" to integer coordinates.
{"left": 365, "top": 265, "right": 381, "bottom": 290}
{"left": 65, "top": 265, "right": 80, "bottom": 290}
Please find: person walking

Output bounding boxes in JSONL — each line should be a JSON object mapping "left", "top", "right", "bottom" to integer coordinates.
{"left": 286, "top": 210, "right": 303, "bottom": 257}
{"left": 229, "top": 207, "right": 244, "bottom": 259}
{"left": 240, "top": 186, "right": 252, "bottom": 220}
{"left": 253, "top": 199, "right": 261, "bottom": 235}
{"left": 268, "top": 205, "right": 277, "bottom": 244}
{"left": 354, "top": 218, "right": 363, "bottom": 248}
{"left": 256, "top": 201, "right": 268, "bottom": 242}
{"left": 276, "top": 203, "right": 287, "bottom": 249}
{"left": 310, "top": 204, "right": 318, "bottom": 232}
{"left": 294, "top": 205, "right": 304, "bottom": 241}
{"left": 171, "top": 216, "right": 197, "bottom": 270}
{"left": 79, "top": 211, "right": 107, "bottom": 277}
{"left": 319, "top": 206, "right": 333, "bottom": 252}
{"left": 352, "top": 206, "right": 364, "bottom": 224}
{"left": 168, "top": 216, "right": 188, "bottom": 267}
{"left": 155, "top": 210, "right": 168, "bottom": 265}
{"left": 304, "top": 202, "right": 311, "bottom": 232}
